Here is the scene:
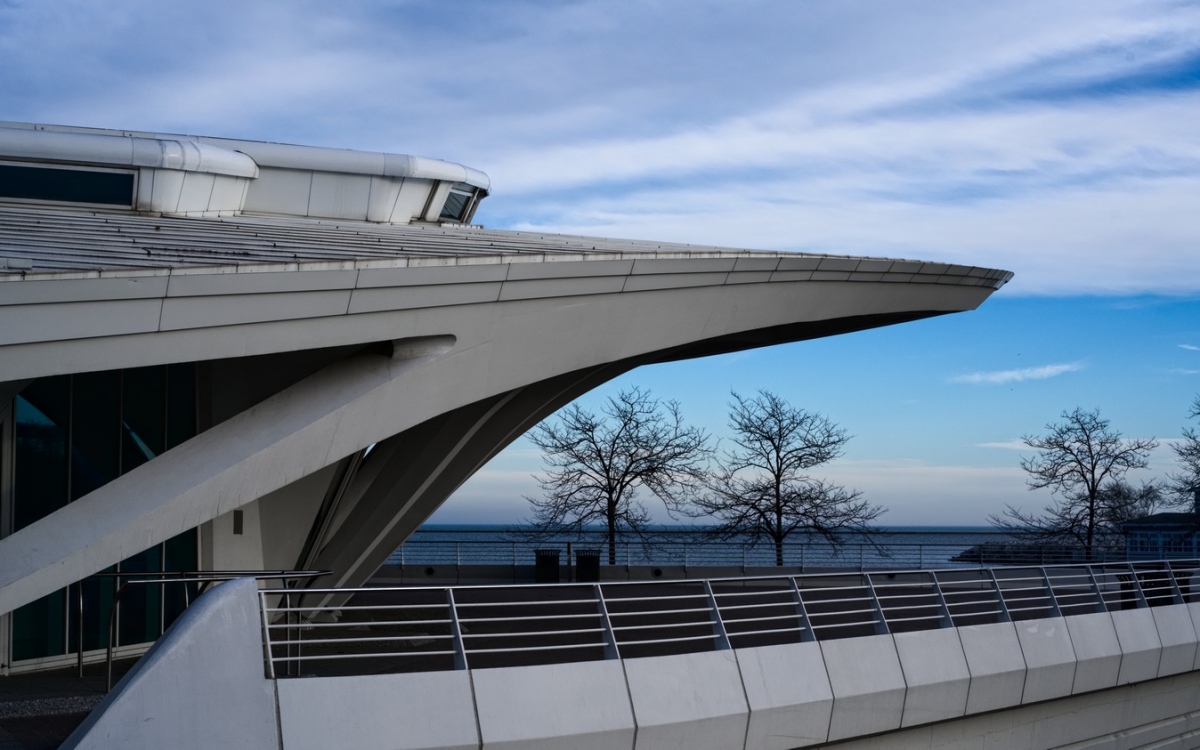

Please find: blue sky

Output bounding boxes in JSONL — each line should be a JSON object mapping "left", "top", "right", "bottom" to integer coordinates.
{"left": 2, "top": 0, "right": 1198, "bottom": 525}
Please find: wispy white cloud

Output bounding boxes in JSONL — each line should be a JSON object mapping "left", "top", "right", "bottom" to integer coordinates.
{"left": 1181, "top": 344, "right": 1200, "bottom": 351}
{"left": 976, "top": 440, "right": 1029, "bottom": 451}
{"left": 950, "top": 362, "right": 1084, "bottom": 385}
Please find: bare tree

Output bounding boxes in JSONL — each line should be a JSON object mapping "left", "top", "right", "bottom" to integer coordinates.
{"left": 990, "top": 407, "right": 1159, "bottom": 559}
{"left": 689, "top": 391, "right": 882, "bottom": 565}
{"left": 526, "top": 387, "right": 710, "bottom": 564}
{"left": 1168, "top": 396, "right": 1200, "bottom": 505}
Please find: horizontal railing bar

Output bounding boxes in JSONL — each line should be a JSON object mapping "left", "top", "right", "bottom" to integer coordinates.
{"left": 467, "top": 642, "right": 606, "bottom": 655}
{"left": 611, "top": 621, "right": 716, "bottom": 633}
{"left": 271, "top": 650, "right": 457, "bottom": 663}
{"left": 884, "top": 614, "right": 945, "bottom": 624}
{"left": 270, "top": 634, "right": 453, "bottom": 647}
{"left": 615, "top": 634, "right": 720, "bottom": 646}
{"left": 723, "top": 613, "right": 808, "bottom": 626}
{"left": 809, "top": 619, "right": 881, "bottom": 629}
{"left": 460, "top": 628, "right": 606, "bottom": 640}
{"left": 728, "top": 626, "right": 806, "bottom": 638}
{"left": 607, "top": 607, "right": 713, "bottom": 618}
{"left": 716, "top": 601, "right": 796, "bottom": 612}
{"left": 267, "top": 619, "right": 452, "bottom": 629}
{"left": 457, "top": 613, "right": 600, "bottom": 625}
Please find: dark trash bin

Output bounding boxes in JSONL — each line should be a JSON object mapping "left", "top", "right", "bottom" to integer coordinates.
{"left": 534, "top": 548, "right": 561, "bottom": 583}
{"left": 575, "top": 549, "right": 602, "bottom": 583}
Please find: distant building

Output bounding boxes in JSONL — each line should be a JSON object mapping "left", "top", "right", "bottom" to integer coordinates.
{"left": 1123, "top": 492, "right": 1200, "bottom": 561}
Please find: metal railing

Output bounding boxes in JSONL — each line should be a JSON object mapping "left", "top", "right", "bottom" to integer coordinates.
{"left": 98, "top": 570, "right": 327, "bottom": 689}
{"left": 387, "top": 535, "right": 1126, "bottom": 571}
{"left": 259, "top": 558, "right": 1200, "bottom": 678}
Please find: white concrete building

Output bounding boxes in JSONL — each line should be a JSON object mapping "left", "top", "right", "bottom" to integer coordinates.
{"left": 0, "top": 122, "right": 1011, "bottom": 673}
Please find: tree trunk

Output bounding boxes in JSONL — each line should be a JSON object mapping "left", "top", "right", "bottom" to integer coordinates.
{"left": 607, "top": 513, "right": 617, "bottom": 566}
{"left": 775, "top": 535, "right": 784, "bottom": 566}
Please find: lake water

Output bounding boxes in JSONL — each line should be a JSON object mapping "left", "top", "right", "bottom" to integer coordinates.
{"left": 390, "top": 525, "right": 1016, "bottom": 569}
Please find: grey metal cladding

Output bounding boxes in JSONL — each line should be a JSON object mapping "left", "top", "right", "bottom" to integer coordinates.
{"left": 498, "top": 275, "right": 626, "bottom": 302}
{"left": 0, "top": 298, "right": 162, "bottom": 345}
{"left": 355, "top": 264, "right": 508, "bottom": 289}
{"left": 348, "top": 282, "right": 503, "bottom": 314}
{"left": 630, "top": 258, "right": 736, "bottom": 275}
{"left": 0, "top": 275, "right": 168, "bottom": 306}
{"left": 731, "top": 257, "right": 781, "bottom": 272}
{"left": 505, "top": 259, "right": 633, "bottom": 281}
{"left": 622, "top": 272, "right": 731, "bottom": 293}
{"left": 159, "top": 290, "right": 352, "bottom": 330}
{"left": 776, "top": 257, "right": 823, "bottom": 272}
{"left": 166, "top": 269, "right": 359, "bottom": 297}
{"left": 816, "top": 258, "right": 860, "bottom": 272}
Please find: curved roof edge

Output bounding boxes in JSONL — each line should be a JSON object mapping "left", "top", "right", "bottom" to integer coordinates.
{"left": 0, "top": 124, "right": 259, "bottom": 178}
{"left": 0, "top": 121, "right": 489, "bottom": 191}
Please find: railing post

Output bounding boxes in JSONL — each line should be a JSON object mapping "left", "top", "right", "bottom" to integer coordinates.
{"left": 446, "top": 589, "right": 468, "bottom": 671}
{"left": 1124, "top": 563, "right": 1149, "bottom": 608}
{"left": 259, "top": 590, "right": 276, "bottom": 680}
{"left": 787, "top": 577, "right": 816, "bottom": 642}
{"left": 1084, "top": 566, "right": 1108, "bottom": 613}
{"left": 987, "top": 568, "right": 1013, "bottom": 622}
{"left": 594, "top": 584, "right": 621, "bottom": 660}
{"left": 862, "top": 574, "right": 890, "bottom": 635}
{"left": 929, "top": 573, "right": 955, "bottom": 628}
{"left": 703, "top": 580, "right": 732, "bottom": 650}
{"left": 76, "top": 581, "right": 84, "bottom": 678}
{"left": 1039, "top": 568, "right": 1062, "bottom": 618}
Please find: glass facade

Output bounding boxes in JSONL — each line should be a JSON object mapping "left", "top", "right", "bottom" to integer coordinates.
{"left": 0, "top": 163, "right": 135, "bottom": 207}
{"left": 8, "top": 364, "right": 198, "bottom": 662}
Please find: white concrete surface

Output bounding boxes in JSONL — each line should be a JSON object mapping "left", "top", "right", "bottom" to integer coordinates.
{"left": 1152, "top": 603, "right": 1198, "bottom": 677}
{"left": 1189, "top": 601, "right": 1200, "bottom": 671}
{"left": 277, "top": 671, "right": 479, "bottom": 750}
{"left": 473, "top": 660, "right": 635, "bottom": 750}
{"left": 956, "top": 621, "right": 1027, "bottom": 714}
{"left": 813, "top": 670, "right": 1200, "bottom": 750}
{"left": 623, "top": 650, "right": 749, "bottom": 750}
{"left": 893, "top": 628, "right": 970, "bottom": 726}
{"left": 1014, "top": 617, "right": 1077, "bottom": 703}
{"left": 1111, "top": 608, "right": 1163, "bottom": 684}
{"left": 60, "top": 578, "right": 278, "bottom": 750}
{"left": 820, "top": 634, "right": 906, "bottom": 741}
{"left": 736, "top": 641, "right": 833, "bottom": 750}
{"left": 1062, "top": 611, "right": 1121, "bottom": 694}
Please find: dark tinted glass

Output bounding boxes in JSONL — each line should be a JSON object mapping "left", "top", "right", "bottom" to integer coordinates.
{"left": 14, "top": 377, "right": 70, "bottom": 530}
{"left": 12, "top": 590, "right": 65, "bottom": 661}
{"left": 118, "top": 547, "right": 162, "bottom": 646}
{"left": 0, "top": 164, "right": 134, "bottom": 206}
{"left": 439, "top": 189, "right": 471, "bottom": 221}
{"left": 122, "top": 366, "right": 165, "bottom": 474}
{"left": 166, "top": 363, "right": 196, "bottom": 450}
{"left": 71, "top": 371, "right": 121, "bottom": 501}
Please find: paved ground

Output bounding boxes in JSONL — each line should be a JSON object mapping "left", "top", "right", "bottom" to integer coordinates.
{"left": 0, "top": 661, "right": 136, "bottom": 750}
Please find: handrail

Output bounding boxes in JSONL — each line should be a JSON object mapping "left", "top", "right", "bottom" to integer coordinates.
{"left": 106, "top": 570, "right": 327, "bottom": 690}
{"left": 260, "top": 558, "right": 1200, "bottom": 679}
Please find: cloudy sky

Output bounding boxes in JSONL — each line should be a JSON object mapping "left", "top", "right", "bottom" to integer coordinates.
{"left": 3, "top": 0, "right": 1198, "bottom": 525}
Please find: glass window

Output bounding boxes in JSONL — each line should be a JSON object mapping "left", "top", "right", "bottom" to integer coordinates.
{"left": 14, "top": 377, "right": 69, "bottom": 530}
{"left": 121, "top": 366, "right": 165, "bottom": 474}
{"left": 0, "top": 163, "right": 134, "bottom": 207}
{"left": 439, "top": 183, "right": 476, "bottom": 222}
{"left": 71, "top": 371, "right": 121, "bottom": 501}
{"left": 8, "top": 364, "right": 200, "bottom": 662}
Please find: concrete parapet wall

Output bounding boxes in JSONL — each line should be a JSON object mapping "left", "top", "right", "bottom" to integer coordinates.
{"left": 63, "top": 578, "right": 1200, "bottom": 750}
{"left": 60, "top": 578, "right": 279, "bottom": 750}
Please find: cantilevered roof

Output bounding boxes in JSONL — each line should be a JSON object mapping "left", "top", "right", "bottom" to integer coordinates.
{"left": 0, "top": 205, "right": 1012, "bottom": 289}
